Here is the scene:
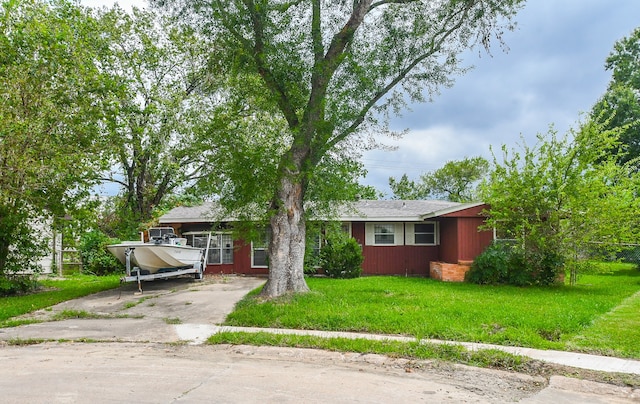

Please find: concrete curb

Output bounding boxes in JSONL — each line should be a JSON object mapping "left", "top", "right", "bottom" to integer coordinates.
{"left": 209, "top": 325, "right": 640, "bottom": 375}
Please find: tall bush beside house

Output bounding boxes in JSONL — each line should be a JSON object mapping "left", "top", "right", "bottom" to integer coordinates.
{"left": 79, "top": 230, "right": 123, "bottom": 275}
{"left": 480, "top": 121, "right": 640, "bottom": 285}
{"left": 0, "top": 205, "right": 47, "bottom": 296}
{"left": 320, "top": 232, "right": 363, "bottom": 279}
{"left": 506, "top": 247, "right": 564, "bottom": 286}
{"left": 465, "top": 242, "right": 510, "bottom": 285}
{"left": 466, "top": 242, "right": 564, "bottom": 286}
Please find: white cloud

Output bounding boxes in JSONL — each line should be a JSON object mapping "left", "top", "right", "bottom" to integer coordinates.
{"left": 362, "top": 0, "right": 640, "bottom": 196}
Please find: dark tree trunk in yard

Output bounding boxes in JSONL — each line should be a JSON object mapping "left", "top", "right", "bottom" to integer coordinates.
{"left": 260, "top": 150, "right": 311, "bottom": 298}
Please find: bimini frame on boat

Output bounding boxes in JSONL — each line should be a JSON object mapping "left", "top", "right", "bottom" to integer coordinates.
{"left": 109, "top": 228, "right": 211, "bottom": 293}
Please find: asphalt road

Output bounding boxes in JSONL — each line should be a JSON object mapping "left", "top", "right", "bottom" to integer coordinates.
{"left": 0, "top": 275, "right": 637, "bottom": 403}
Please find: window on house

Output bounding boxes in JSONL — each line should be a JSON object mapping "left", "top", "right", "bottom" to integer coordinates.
{"left": 414, "top": 223, "right": 436, "bottom": 245}
{"left": 186, "top": 233, "right": 233, "bottom": 265}
{"left": 365, "top": 223, "right": 402, "bottom": 246}
{"left": 405, "top": 222, "right": 438, "bottom": 246}
{"left": 374, "top": 224, "right": 395, "bottom": 245}
{"left": 307, "top": 232, "right": 322, "bottom": 264}
{"left": 252, "top": 229, "right": 270, "bottom": 267}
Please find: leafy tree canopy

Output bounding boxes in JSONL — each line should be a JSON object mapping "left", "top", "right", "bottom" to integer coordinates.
{"left": 153, "top": 0, "right": 525, "bottom": 297}
{"left": 591, "top": 27, "right": 640, "bottom": 166}
{"left": 0, "top": 0, "right": 110, "bottom": 275}
{"left": 94, "top": 6, "right": 227, "bottom": 237}
{"left": 389, "top": 156, "right": 489, "bottom": 201}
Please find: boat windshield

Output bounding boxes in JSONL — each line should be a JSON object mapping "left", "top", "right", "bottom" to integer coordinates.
{"left": 148, "top": 227, "right": 176, "bottom": 241}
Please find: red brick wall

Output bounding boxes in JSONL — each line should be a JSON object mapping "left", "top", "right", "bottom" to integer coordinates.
{"left": 429, "top": 261, "right": 472, "bottom": 282}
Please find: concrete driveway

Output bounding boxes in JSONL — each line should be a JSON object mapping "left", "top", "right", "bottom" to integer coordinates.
{"left": 0, "top": 275, "right": 265, "bottom": 344}
{"left": 0, "top": 275, "right": 637, "bottom": 403}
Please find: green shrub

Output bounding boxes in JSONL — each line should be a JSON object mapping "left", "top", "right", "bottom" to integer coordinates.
{"left": 78, "top": 230, "right": 123, "bottom": 275}
{"left": 0, "top": 274, "right": 37, "bottom": 297}
{"left": 466, "top": 242, "right": 564, "bottom": 286}
{"left": 465, "top": 242, "right": 510, "bottom": 284}
{"left": 530, "top": 249, "right": 564, "bottom": 285}
{"left": 320, "top": 232, "right": 363, "bottom": 279}
{"left": 303, "top": 229, "right": 321, "bottom": 275}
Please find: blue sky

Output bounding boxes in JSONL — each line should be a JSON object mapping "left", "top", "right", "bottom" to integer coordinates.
{"left": 83, "top": 1, "right": 640, "bottom": 197}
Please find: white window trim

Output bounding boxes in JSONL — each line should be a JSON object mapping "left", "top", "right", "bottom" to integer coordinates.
{"left": 406, "top": 222, "right": 439, "bottom": 246}
{"left": 365, "top": 223, "right": 404, "bottom": 246}
{"left": 251, "top": 229, "right": 271, "bottom": 268}
{"left": 341, "top": 222, "right": 352, "bottom": 236}
{"left": 251, "top": 241, "right": 269, "bottom": 268}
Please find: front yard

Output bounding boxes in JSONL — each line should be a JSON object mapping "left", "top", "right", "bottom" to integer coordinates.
{"left": 222, "top": 262, "right": 640, "bottom": 359}
{"left": 2, "top": 264, "right": 638, "bottom": 360}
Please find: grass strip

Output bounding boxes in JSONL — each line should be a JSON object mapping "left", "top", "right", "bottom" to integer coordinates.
{"left": 208, "top": 331, "right": 529, "bottom": 371}
{"left": 568, "top": 290, "right": 640, "bottom": 358}
{"left": 208, "top": 331, "right": 640, "bottom": 388}
{"left": 0, "top": 274, "right": 121, "bottom": 327}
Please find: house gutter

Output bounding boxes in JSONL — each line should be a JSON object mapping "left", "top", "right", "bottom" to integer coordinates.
{"left": 420, "top": 202, "right": 487, "bottom": 220}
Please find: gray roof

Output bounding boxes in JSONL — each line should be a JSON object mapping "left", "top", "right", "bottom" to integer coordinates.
{"left": 159, "top": 202, "right": 228, "bottom": 224}
{"left": 159, "top": 200, "right": 485, "bottom": 224}
{"left": 340, "top": 200, "right": 467, "bottom": 221}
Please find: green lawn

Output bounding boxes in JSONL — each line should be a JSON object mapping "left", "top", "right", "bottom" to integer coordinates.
{"left": 0, "top": 274, "right": 121, "bottom": 327}
{"left": 223, "top": 263, "right": 640, "bottom": 358}
{"left": 2, "top": 265, "right": 639, "bottom": 360}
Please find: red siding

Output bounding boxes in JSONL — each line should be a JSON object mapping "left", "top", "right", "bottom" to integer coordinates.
{"left": 361, "top": 245, "right": 438, "bottom": 276}
{"left": 437, "top": 217, "right": 492, "bottom": 264}
{"left": 165, "top": 209, "right": 491, "bottom": 278}
{"left": 438, "top": 206, "right": 492, "bottom": 264}
{"left": 456, "top": 217, "right": 492, "bottom": 261}
{"left": 351, "top": 222, "right": 439, "bottom": 276}
{"left": 439, "top": 218, "right": 458, "bottom": 263}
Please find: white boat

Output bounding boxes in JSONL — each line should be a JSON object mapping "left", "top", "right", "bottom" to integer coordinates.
{"left": 108, "top": 227, "right": 205, "bottom": 278}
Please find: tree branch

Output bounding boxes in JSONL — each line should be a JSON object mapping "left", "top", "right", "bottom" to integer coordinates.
{"left": 311, "top": 0, "right": 323, "bottom": 65}
{"left": 304, "top": 0, "right": 373, "bottom": 156}
{"left": 369, "top": 0, "right": 418, "bottom": 11}
{"left": 98, "top": 176, "right": 129, "bottom": 187}
{"left": 241, "top": 0, "right": 300, "bottom": 129}
{"left": 325, "top": 1, "right": 474, "bottom": 151}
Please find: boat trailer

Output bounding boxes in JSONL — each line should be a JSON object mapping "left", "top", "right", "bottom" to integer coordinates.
{"left": 120, "top": 244, "right": 207, "bottom": 293}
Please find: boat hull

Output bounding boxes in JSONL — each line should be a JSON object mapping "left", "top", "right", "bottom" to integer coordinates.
{"left": 107, "top": 243, "right": 203, "bottom": 274}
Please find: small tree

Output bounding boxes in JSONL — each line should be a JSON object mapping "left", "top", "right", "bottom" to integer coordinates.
{"left": 320, "top": 230, "right": 363, "bottom": 279}
{"left": 481, "top": 120, "right": 640, "bottom": 285}
{"left": 78, "top": 230, "right": 123, "bottom": 276}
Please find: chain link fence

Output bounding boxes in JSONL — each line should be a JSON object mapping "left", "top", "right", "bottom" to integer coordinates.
{"left": 494, "top": 239, "right": 640, "bottom": 266}
{"left": 577, "top": 243, "right": 640, "bottom": 266}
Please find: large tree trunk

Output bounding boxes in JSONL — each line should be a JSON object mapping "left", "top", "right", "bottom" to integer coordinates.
{"left": 260, "top": 171, "right": 310, "bottom": 298}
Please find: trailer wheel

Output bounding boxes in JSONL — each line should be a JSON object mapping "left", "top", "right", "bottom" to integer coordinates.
{"left": 194, "top": 259, "right": 204, "bottom": 281}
